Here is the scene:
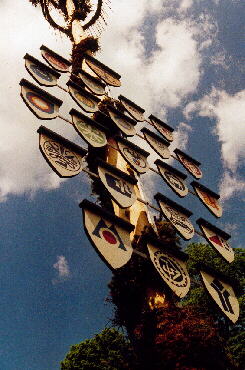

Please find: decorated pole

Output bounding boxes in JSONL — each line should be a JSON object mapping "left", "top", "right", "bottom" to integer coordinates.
{"left": 21, "top": 1, "right": 240, "bottom": 368}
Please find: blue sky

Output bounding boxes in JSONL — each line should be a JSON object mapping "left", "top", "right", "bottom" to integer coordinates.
{"left": 0, "top": 0, "right": 244, "bottom": 369}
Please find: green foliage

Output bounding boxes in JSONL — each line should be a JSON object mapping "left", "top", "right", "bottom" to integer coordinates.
{"left": 183, "top": 243, "right": 245, "bottom": 368}
{"left": 60, "top": 328, "right": 135, "bottom": 370}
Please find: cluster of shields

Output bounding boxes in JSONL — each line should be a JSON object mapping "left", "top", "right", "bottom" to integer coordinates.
{"left": 20, "top": 45, "right": 239, "bottom": 323}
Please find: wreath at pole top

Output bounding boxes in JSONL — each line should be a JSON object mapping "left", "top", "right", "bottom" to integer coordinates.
{"left": 28, "top": 0, "right": 110, "bottom": 38}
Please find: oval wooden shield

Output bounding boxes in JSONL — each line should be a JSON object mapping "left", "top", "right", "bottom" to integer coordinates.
{"left": 155, "top": 193, "right": 194, "bottom": 240}
{"left": 108, "top": 107, "right": 136, "bottom": 136}
{"left": 67, "top": 81, "right": 100, "bottom": 113}
{"left": 155, "top": 160, "right": 188, "bottom": 197}
{"left": 78, "top": 70, "right": 106, "bottom": 96}
{"left": 148, "top": 243, "right": 190, "bottom": 298}
{"left": 40, "top": 45, "right": 71, "bottom": 73}
{"left": 24, "top": 54, "right": 60, "bottom": 87}
{"left": 38, "top": 126, "right": 86, "bottom": 178}
{"left": 118, "top": 95, "right": 145, "bottom": 122}
{"left": 84, "top": 54, "right": 121, "bottom": 87}
{"left": 142, "top": 128, "right": 170, "bottom": 159}
{"left": 70, "top": 109, "right": 107, "bottom": 148}
{"left": 80, "top": 200, "right": 134, "bottom": 270}
{"left": 201, "top": 271, "right": 239, "bottom": 323}
{"left": 117, "top": 137, "right": 150, "bottom": 174}
{"left": 98, "top": 161, "right": 137, "bottom": 208}
{"left": 20, "top": 79, "right": 62, "bottom": 120}
{"left": 149, "top": 115, "right": 174, "bottom": 142}
{"left": 197, "top": 218, "right": 234, "bottom": 262}
{"left": 191, "top": 182, "right": 222, "bottom": 218}
{"left": 174, "top": 149, "right": 202, "bottom": 179}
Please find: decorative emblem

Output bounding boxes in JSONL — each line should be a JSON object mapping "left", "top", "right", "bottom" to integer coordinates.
{"left": 155, "top": 160, "right": 188, "bottom": 197}
{"left": 67, "top": 81, "right": 100, "bottom": 113}
{"left": 149, "top": 115, "right": 174, "bottom": 142}
{"left": 155, "top": 193, "right": 194, "bottom": 240}
{"left": 24, "top": 54, "right": 60, "bottom": 87}
{"left": 38, "top": 126, "right": 86, "bottom": 178}
{"left": 142, "top": 128, "right": 170, "bottom": 159}
{"left": 70, "top": 109, "right": 107, "bottom": 148}
{"left": 191, "top": 182, "right": 222, "bottom": 218}
{"left": 78, "top": 70, "right": 106, "bottom": 96}
{"left": 98, "top": 160, "right": 137, "bottom": 208}
{"left": 84, "top": 54, "right": 121, "bottom": 87}
{"left": 147, "top": 243, "right": 190, "bottom": 297}
{"left": 117, "top": 137, "right": 150, "bottom": 174}
{"left": 20, "top": 79, "right": 62, "bottom": 120}
{"left": 174, "top": 149, "right": 202, "bottom": 179}
{"left": 201, "top": 271, "right": 239, "bottom": 323}
{"left": 118, "top": 95, "right": 145, "bottom": 122}
{"left": 197, "top": 218, "right": 234, "bottom": 262}
{"left": 80, "top": 200, "right": 134, "bottom": 270}
{"left": 108, "top": 106, "right": 136, "bottom": 136}
{"left": 40, "top": 45, "right": 71, "bottom": 72}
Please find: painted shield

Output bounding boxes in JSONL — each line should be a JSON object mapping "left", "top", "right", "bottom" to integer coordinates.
{"left": 174, "top": 149, "right": 202, "bottom": 179}
{"left": 84, "top": 54, "right": 121, "bottom": 87}
{"left": 38, "top": 126, "right": 87, "bottom": 178}
{"left": 191, "top": 181, "right": 222, "bottom": 218}
{"left": 201, "top": 271, "right": 239, "bottom": 323}
{"left": 98, "top": 160, "right": 137, "bottom": 208}
{"left": 108, "top": 106, "right": 136, "bottom": 136}
{"left": 80, "top": 200, "right": 134, "bottom": 270}
{"left": 117, "top": 137, "right": 150, "bottom": 174}
{"left": 24, "top": 54, "right": 60, "bottom": 87}
{"left": 70, "top": 109, "right": 107, "bottom": 147}
{"left": 40, "top": 45, "right": 71, "bottom": 72}
{"left": 20, "top": 79, "right": 62, "bottom": 120}
{"left": 147, "top": 242, "right": 190, "bottom": 298}
{"left": 155, "top": 193, "right": 194, "bottom": 240}
{"left": 78, "top": 70, "right": 106, "bottom": 96}
{"left": 67, "top": 81, "right": 100, "bottom": 113}
{"left": 118, "top": 95, "right": 145, "bottom": 122}
{"left": 197, "top": 218, "right": 234, "bottom": 262}
{"left": 149, "top": 115, "right": 174, "bottom": 142}
{"left": 155, "top": 160, "right": 188, "bottom": 197}
{"left": 142, "top": 128, "right": 170, "bottom": 159}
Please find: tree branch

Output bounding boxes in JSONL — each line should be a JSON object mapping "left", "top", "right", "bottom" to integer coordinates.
{"left": 40, "top": 0, "right": 71, "bottom": 37}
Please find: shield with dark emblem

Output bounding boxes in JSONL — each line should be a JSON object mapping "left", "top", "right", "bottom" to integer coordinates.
{"left": 20, "top": 79, "right": 63, "bottom": 120}
{"left": 142, "top": 128, "right": 170, "bottom": 159}
{"left": 201, "top": 270, "right": 239, "bottom": 323}
{"left": 118, "top": 95, "right": 145, "bottom": 122}
{"left": 191, "top": 181, "right": 222, "bottom": 218}
{"left": 78, "top": 70, "right": 106, "bottom": 96}
{"left": 116, "top": 136, "right": 150, "bottom": 174}
{"left": 84, "top": 54, "right": 121, "bottom": 87}
{"left": 149, "top": 115, "right": 174, "bottom": 142}
{"left": 40, "top": 45, "right": 71, "bottom": 72}
{"left": 70, "top": 109, "right": 108, "bottom": 148}
{"left": 24, "top": 54, "right": 60, "bottom": 87}
{"left": 80, "top": 200, "right": 134, "bottom": 270}
{"left": 67, "top": 81, "right": 100, "bottom": 113}
{"left": 98, "top": 160, "right": 137, "bottom": 208}
{"left": 155, "top": 193, "right": 194, "bottom": 240}
{"left": 37, "top": 126, "right": 87, "bottom": 177}
{"left": 155, "top": 160, "right": 188, "bottom": 197}
{"left": 148, "top": 242, "right": 190, "bottom": 297}
{"left": 174, "top": 149, "right": 202, "bottom": 179}
{"left": 108, "top": 106, "right": 136, "bottom": 136}
{"left": 197, "top": 218, "right": 233, "bottom": 262}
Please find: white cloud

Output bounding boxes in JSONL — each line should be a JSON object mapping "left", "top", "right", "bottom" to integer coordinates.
{"left": 53, "top": 255, "right": 70, "bottom": 283}
{"left": 170, "top": 122, "right": 192, "bottom": 152}
{"left": 179, "top": 0, "right": 193, "bottom": 11}
{"left": 219, "top": 171, "right": 245, "bottom": 202}
{"left": 184, "top": 88, "right": 245, "bottom": 172}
